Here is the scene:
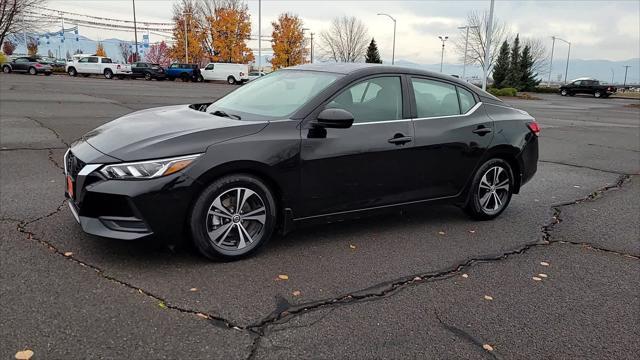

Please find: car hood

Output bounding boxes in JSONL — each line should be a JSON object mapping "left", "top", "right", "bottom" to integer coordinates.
{"left": 83, "top": 105, "right": 268, "bottom": 161}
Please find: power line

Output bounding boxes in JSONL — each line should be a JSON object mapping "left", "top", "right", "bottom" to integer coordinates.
{"left": 33, "top": 6, "right": 173, "bottom": 26}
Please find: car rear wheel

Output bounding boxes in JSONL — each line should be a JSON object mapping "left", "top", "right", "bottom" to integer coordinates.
{"left": 2, "top": 65, "right": 11, "bottom": 73}
{"left": 463, "top": 159, "right": 514, "bottom": 220}
{"left": 104, "top": 69, "right": 113, "bottom": 79}
{"left": 144, "top": 72, "right": 152, "bottom": 81}
{"left": 190, "top": 174, "right": 277, "bottom": 260}
{"left": 28, "top": 67, "right": 37, "bottom": 75}
{"left": 594, "top": 90, "right": 602, "bottom": 98}
{"left": 227, "top": 76, "right": 237, "bottom": 85}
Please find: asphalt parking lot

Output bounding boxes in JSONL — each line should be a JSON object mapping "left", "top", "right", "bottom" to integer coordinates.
{"left": 1, "top": 74, "right": 639, "bottom": 359}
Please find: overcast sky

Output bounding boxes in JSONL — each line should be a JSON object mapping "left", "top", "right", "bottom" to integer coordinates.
{"left": 46, "top": 0, "right": 640, "bottom": 64}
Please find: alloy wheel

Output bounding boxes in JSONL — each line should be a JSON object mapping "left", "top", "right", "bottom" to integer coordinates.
{"left": 206, "top": 187, "right": 267, "bottom": 253}
{"left": 477, "top": 166, "right": 510, "bottom": 215}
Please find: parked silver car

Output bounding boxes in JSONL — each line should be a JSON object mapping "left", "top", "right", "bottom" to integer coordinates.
{"left": 2, "top": 57, "right": 52, "bottom": 75}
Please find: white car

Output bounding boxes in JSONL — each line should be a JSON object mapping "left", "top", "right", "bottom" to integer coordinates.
{"left": 247, "top": 71, "right": 266, "bottom": 81}
{"left": 199, "top": 62, "right": 249, "bottom": 85}
{"left": 66, "top": 55, "right": 132, "bottom": 79}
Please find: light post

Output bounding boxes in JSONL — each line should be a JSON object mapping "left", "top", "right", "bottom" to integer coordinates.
{"left": 458, "top": 25, "right": 478, "bottom": 80}
{"left": 258, "top": 0, "right": 261, "bottom": 71}
{"left": 548, "top": 36, "right": 556, "bottom": 86}
{"left": 377, "top": 13, "right": 396, "bottom": 65}
{"left": 438, "top": 35, "right": 448, "bottom": 73}
{"left": 302, "top": 28, "right": 313, "bottom": 63}
{"left": 183, "top": 11, "right": 191, "bottom": 63}
{"left": 482, "top": 0, "right": 495, "bottom": 90}
{"left": 132, "top": 0, "right": 139, "bottom": 62}
{"left": 554, "top": 37, "right": 571, "bottom": 83}
{"left": 610, "top": 68, "right": 615, "bottom": 84}
{"left": 623, "top": 65, "right": 631, "bottom": 88}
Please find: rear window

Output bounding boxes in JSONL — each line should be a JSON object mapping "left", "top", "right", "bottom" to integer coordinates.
{"left": 411, "top": 78, "right": 460, "bottom": 117}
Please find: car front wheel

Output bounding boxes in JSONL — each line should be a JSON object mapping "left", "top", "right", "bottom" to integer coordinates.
{"left": 560, "top": 89, "right": 568, "bottom": 96}
{"left": 68, "top": 67, "right": 77, "bottom": 76}
{"left": 144, "top": 72, "right": 152, "bottom": 80}
{"left": 463, "top": 159, "right": 514, "bottom": 220}
{"left": 594, "top": 90, "right": 602, "bottom": 98}
{"left": 2, "top": 66, "right": 11, "bottom": 73}
{"left": 190, "top": 174, "right": 277, "bottom": 260}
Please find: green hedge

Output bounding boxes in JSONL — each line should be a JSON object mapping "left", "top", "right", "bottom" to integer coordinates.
{"left": 531, "top": 86, "right": 559, "bottom": 93}
{"left": 488, "top": 87, "right": 518, "bottom": 97}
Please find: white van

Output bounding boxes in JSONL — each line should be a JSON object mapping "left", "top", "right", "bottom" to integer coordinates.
{"left": 200, "top": 63, "right": 249, "bottom": 85}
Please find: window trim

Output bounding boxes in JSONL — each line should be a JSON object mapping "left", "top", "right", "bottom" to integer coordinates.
{"left": 408, "top": 76, "right": 480, "bottom": 120}
{"left": 412, "top": 102, "right": 482, "bottom": 121}
{"left": 322, "top": 74, "right": 408, "bottom": 124}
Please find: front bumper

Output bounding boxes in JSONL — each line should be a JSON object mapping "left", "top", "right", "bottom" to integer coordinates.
{"left": 64, "top": 144, "right": 197, "bottom": 241}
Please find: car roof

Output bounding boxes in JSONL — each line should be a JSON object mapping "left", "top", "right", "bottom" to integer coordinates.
{"left": 286, "top": 63, "right": 501, "bottom": 102}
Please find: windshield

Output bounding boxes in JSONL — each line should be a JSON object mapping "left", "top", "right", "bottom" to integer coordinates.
{"left": 207, "top": 70, "right": 341, "bottom": 120}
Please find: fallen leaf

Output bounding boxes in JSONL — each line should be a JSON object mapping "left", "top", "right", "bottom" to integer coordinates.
{"left": 532, "top": 276, "right": 542, "bottom": 281}
{"left": 63, "top": 251, "right": 73, "bottom": 257}
{"left": 158, "top": 302, "right": 167, "bottom": 309}
{"left": 538, "top": 273, "right": 548, "bottom": 278}
{"left": 573, "top": 185, "right": 581, "bottom": 188}
{"left": 349, "top": 244, "right": 356, "bottom": 249}
{"left": 468, "top": 230, "right": 476, "bottom": 234}
{"left": 540, "top": 261, "right": 550, "bottom": 266}
{"left": 413, "top": 276, "right": 422, "bottom": 281}
{"left": 482, "top": 344, "right": 494, "bottom": 352}
{"left": 15, "top": 350, "right": 34, "bottom": 360}
{"left": 196, "top": 313, "right": 208, "bottom": 319}
{"left": 461, "top": 274, "right": 469, "bottom": 278}
{"left": 484, "top": 295, "right": 493, "bottom": 301}
{"left": 438, "top": 231, "right": 446, "bottom": 235}
{"left": 189, "top": 288, "right": 198, "bottom": 292}
{"left": 277, "top": 274, "right": 289, "bottom": 280}
{"left": 292, "top": 290, "right": 301, "bottom": 296}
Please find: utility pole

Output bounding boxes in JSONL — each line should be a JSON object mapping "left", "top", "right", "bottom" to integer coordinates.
{"left": 377, "top": 13, "right": 396, "bottom": 65}
{"left": 258, "top": 0, "right": 261, "bottom": 71}
{"left": 183, "top": 12, "right": 191, "bottom": 63}
{"left": 302, "top": 28, "right": 310, "bottom": 63}
{"left": 622, "top": 65, "right": 631, "bottom": 88}
{"left": 23, "top": 15, "right": 27, "bottom": 55}
{"left": 458, "top": 25, "right": 478, "bottom": 80}
{"left": 438, "top": 35, "right": 448, "bottom": 73}
{"left": 482, "top": 0, "right": 495, "bottom": 90}
{"left": 132, "top": 0, "right": 139, "bottom": 62}
{"left": 310, "top": 32, "right": 314, "bottom": 63}
{"left": 610, "top": 68, "right": 615, "bottom": 84}
{"left": 60, "top": 13, "right": 65, "bottom": 59}
{"left": 564, "top": 41, "right": 571, "bottom": 84}
{"left": 548, "top": 36, "right": 556, "bottom": 86}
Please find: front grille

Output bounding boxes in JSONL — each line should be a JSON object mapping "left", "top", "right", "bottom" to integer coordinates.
{"left": 66, "top": 151, "right": 85, "bottom": 178}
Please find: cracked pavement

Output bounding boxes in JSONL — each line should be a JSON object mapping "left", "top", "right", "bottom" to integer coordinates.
{"left": 1, "top": 75, "right": 638, "bottom": 359}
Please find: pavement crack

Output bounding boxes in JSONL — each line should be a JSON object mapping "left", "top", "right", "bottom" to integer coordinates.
{"left": 27, "top": 116, "right": 70, "bottom": 148}
{"left": 434, "top": 309, "right": 499, "bottom": 359}
{"left": 538, "top": 160, "right": 629, "bottom": 175}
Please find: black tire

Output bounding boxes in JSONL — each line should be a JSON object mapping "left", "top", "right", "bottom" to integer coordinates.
{"left": 167, "top": 76, "right": 175, "bottom": 81}
{"left": 28, "top": 67, "right": 37, "bottom": 75}
{"left": 68, "top": 67, "right": 77, "bottom": 77}
{"left": 560, "top": 89, "right": 568, "bottom": 96}
{"left": 594, "top": 90, "right": 602, "bottom": 98}
{"left": 227, "top": 76, "right": 236, "bottom": 85}
{"left": 198, "top": 75, "right": 204, "bottom": 82}
{"left": 189, "top": 174, "right": 277, "bottom": 261}
{"left": 463, "top": 158, "right": 514, "bottom": 220}
{"left": 104, "top": 69, "right": 113, "bottom": 79}
{"left": 2, "top": 65, "right": 11, "bottom": 73}
{"left": 144, "top": 72, "right": 152, "bottom": 81}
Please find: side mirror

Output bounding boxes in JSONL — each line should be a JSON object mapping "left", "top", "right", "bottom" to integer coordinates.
{"left": 315, "top": 108, "right": 354, "bottom": 129}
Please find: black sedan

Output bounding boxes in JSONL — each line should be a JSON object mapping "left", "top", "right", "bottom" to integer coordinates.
{"left": 130, "top": 62, "right": 166, "bottom": 80}
{"left": 64, "top": 63, "right": 539, "bottom": 260}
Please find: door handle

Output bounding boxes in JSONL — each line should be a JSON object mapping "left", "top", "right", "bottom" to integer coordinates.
{"left": 388, "top": 134, "right": 413, "bottom": 145}
{"left": 472, "top": 126, "right": 492, "bottom": 136}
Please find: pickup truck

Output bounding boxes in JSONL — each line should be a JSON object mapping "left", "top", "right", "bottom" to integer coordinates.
{"left": 559, "top": 78, "right": 617, "bottom": 98}
{"left": 166, "top": 63, "right": 201, "bottom": 82}
{"left": 66, "top": 55, "right": 132, "bottom": 79}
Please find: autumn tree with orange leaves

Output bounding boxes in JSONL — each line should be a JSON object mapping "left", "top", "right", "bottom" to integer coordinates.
{"left": 207, "top": 3, "right": 254, "bottom": 63}
{"left": 170, "top": 0, "right": 207, "bottom": 64}
{"left": 271, "top": 13, "right": 307, "bottom": 70}
{"left": 95, "top": 42, "right": 106, "bottom": 57}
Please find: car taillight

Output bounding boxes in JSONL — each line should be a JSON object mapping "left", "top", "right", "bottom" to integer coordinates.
{"left": 527, "top": 121, "right": 540, "bottom": 136}
{"left": 35, "top": 63, "right": 42, "bottom": 68}
{"left": 117, "top": 64, "right": 121, "bottom": 69}
{"left": 240, "top": 72, "right": 245, "bottom": 76}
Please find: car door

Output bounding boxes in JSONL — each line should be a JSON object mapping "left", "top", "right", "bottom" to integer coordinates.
{"left": 132, "top": 62, "right": 145, "bottom": 76}
{"left": 299, "top": 75, "right": 416, "bottom": 217}
{"left": 201, "top": 63, "right": 214, "bottom": 80}
{"left": 88, "top": 57, "right": 100, "bottom": 73}
{"left": 409, "top": 77, "right": 493, "bottom": 199}
{"left": 13, "top": 58, "right": 28, "bottom": 72}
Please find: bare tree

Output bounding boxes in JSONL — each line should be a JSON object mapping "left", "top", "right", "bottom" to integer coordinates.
{"left": 319, "top": 16, "right": 369, "bottom": 62}
{"left": 0, "top": 0, "right": 42, "bottom": 48}
{"left": 453, "top": 11, "right": 510, "bottom": 74}
{"left": 119, "top": 41, "right": 131, "bottom": 63}
{"left": 522, "top": 37, "right": 548, "bottom": 77}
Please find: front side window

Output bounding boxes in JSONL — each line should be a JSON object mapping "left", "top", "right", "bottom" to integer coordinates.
{"left": 15, "top": 58, "right": 28, "bottom": 63}
{"left": 88, "top": 57, "right": 99, "bottom": 63}
{"left": 170, "top": 64, "right": 178, "bottom": 68}
{"left": 411, "top": 78, "right": 460, "bottom": 118}
{"left": 78, "top": 57, "right": 89, "bottom": 63}
{"left": 457, "top": 87, "right": 476, "bottom": 114}
{"left": 327, "top": 76, "right": 403, "bottom": 123}
{"left": 205, "top": 64, "right": 214, "bottom": 70}
{"left": 208, "top": 70, "right": 341, "bottom": 120}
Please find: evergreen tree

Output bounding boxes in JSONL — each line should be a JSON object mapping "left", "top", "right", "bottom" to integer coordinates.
{"left": 365, "top": 38, "right": 382, "bottom": 64}
{"left": 492, "top": 40, "right": 510, "bottom": 88}
{"left": 504, "top": 34, "right": 521, "bottom": 89}
{"left": 519, "top": 45, "right": 540, "bottom": 91}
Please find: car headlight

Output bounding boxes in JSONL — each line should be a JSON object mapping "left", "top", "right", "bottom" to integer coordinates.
{"left": 100, "top": 154, "right": 202, "bottom": 180}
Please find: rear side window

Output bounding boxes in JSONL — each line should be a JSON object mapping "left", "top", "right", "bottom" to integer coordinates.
{"left": 457, "top": 87, "right": 476, "bottom": 114}
{"left": 411, "top": 78, "right": 460, "bottom": 117}
{"left": 327, "top": 76, "right": 403, "bottom": 123}
{"left": 101, "top": 58, "right": 112, "bottom": 63}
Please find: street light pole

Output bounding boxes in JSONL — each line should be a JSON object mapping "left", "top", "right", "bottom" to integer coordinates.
{"left": 548, "top": 36, "right": 556, "bottom": 86}
{"left": 132, "top": 0, "right": 138, "bottom": 62}
{"left": 623, "top": 65, "right": 631, "bottom": 88}
{"left": 564, "top": 41, "right": 571, "bottom": 84}
{"left": 610, "top": 68, "right": 615, "bottom": 84}
{"left": 458, "top": 25, "right": 478, "bottom": 80}
{"left": 302, "top": 28, "right": 311, "bottom": 63}
{"left": 258, "top": 0, "right": 261, "bottom": 71}
{"left": 310, "top": 32, "right": 314, "bottom": 63}
{"left": 438, "top": 35, "right": 448, "bottom": 73}
{"left": 183, "top": 12, "right": 191, "bottom": 63}
{"left": 482, "top": 0, "right": 495, "bottom": 90}
{"left": 377, "top": 13, "right": 396, "bottom": 65}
